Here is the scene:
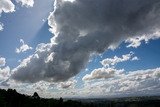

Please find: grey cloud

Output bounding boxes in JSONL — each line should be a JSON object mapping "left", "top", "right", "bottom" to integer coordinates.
{"left": 0, "top": 66, "right": 10, "bottom": 81}
{"left": 12, "top": 0, "right": 160, "bottom": 83}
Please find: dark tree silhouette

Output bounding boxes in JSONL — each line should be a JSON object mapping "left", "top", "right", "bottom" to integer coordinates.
{"left": 0, "top": 88, "right": 160, "bottom": 107}
{"left": 32, "top": 92, "right": 40, "bottom": 99}
{"left": 59, "top": 97, "right": 63, "bottom": 103}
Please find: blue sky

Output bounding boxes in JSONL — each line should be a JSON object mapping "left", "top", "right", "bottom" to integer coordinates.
{"left": 0, "top": 0, "right": 160, "bottom": 98}
{"left": 0, "top": 0, "right": 53, "bottom": 68}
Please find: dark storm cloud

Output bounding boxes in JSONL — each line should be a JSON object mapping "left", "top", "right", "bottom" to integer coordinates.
{"left": 11, "top": 0, "right": 160, "bottom": 83}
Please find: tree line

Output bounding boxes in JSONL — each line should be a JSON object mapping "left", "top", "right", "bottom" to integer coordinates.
{"left": 0, "top": 88, "right": 160, "bottom": 107}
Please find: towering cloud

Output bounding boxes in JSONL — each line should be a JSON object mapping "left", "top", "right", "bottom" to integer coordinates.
{"left": 12, "top": 0, "right": 160, "bottom": 83}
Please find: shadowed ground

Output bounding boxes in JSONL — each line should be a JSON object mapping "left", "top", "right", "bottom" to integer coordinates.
{"left": 0, "top": 89, "right": 160, "bottom": 107}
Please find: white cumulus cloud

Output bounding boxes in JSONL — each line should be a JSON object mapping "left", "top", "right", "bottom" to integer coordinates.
{"left": 0, "top": 0, "right": 15, "bottom": 14}
{"left": 16, "top": 39, "right": 33, "bottom": 54}
{"left": 16, "top": 0, "right": 35, "bottom": 7}
{"left": 83, "top": 68, "right": 123, "bottom": 81}
{"left": 101, "top": 52, "right": 138, "bottom": 67}
{"left": 83, "top": 52, "right": 139, "bottom": 81}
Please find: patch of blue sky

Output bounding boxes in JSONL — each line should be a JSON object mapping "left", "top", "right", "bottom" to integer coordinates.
{"left": 0, "top": 0, "right": 54, "bottom": 68}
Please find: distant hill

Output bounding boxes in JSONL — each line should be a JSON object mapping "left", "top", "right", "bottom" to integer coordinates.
{"left": 0, "top": 88, "right": 160, "bottom": 107}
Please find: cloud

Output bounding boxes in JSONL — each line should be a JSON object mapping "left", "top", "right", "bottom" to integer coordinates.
{"left": 12, "top": 0, "right": 160, "bottom": 83}
{"left": 132, "top": 56, "right": 139, "bottom": 61}
{"left": 63, "top": 0, "right": 75, "bottom": 3}
{"left": 83, "top": 52, "right": 138, "bottom": 81}
{"left": 0, "top": 57, "right": 10, "bottom": 85}
{"left": 0, "top": 66, "right": 10, "bottom": 81}
{"left": 0, "top": 57, "right": 6, "bottom": 67}
{"left": 82, "top": 50, "right": 159, "bottom": 97}
{"left": 81, "top": 67, "right": 160, "bottom": 97}
{"left": 16, "top": 39, "right": 33, "bottom": 54}
{"left": 16, "top": 0, "right": 34, "bottom": 7}
{"left": 31, "top": 67, "right": 159, "bottom": 98}
{"left": 59, "top": 79, "right": 76, "bottom": 89}
{"left": 82, "top": 68, "right": 123, "bottom": 81}
{"left": 0, "top": 0, "right": 15, "bottom": 14}
{"left": 7, "top": 67, "right": 160, "bottom": 98}
{"left": 101, "top": 52, "right": 138, "bottom": 67}
{"left": 0, "top": 0, "right": 35, "bottom": 32}
{"left": 28, "top": 81, "right": 50, "bottom": 93}
{"left": 125, "top": 31, "right": 160, "bottom": 48}
{"left": 0, "top": 0, "right": 15, "bottom": 32}
{"left": 0, "top": 23, "right": 4, "bottom": 31}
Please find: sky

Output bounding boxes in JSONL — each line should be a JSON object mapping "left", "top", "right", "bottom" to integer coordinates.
{"left": 0, "top": 0, "right": 160, "bottom": 98}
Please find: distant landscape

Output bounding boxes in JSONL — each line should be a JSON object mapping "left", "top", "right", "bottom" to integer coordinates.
{"left": 0, "top": 89, "right": 160, "bottom": 107}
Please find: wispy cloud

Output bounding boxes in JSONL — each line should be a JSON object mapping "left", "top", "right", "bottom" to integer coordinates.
{"left": 125, "top": 31, "right": 160, "bottom": 48}
{"left": 101, "top": 52, "right": 138, "bottom": 67}
{"left": 16, "top": 39, "right": 33, "bottom": 54}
